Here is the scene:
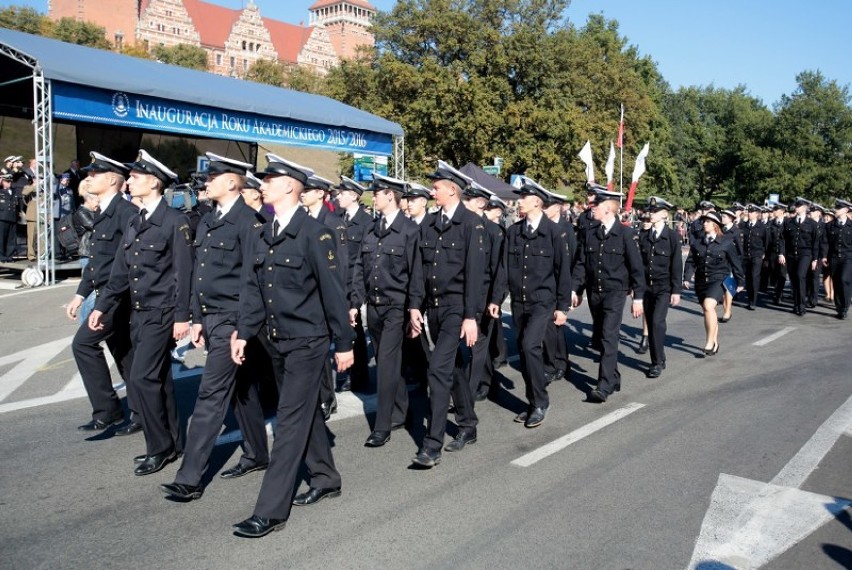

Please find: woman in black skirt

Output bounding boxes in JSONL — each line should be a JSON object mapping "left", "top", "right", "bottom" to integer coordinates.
{"left": 683, "top": 211, "right": 744, "bottom": 355}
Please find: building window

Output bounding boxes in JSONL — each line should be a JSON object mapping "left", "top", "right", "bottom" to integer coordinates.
{"left": 243, "top": 59, "right": 248, "bottom": 69}
{"left": 230, "top": 56, "right": 235, "bottom": 68}
{"left": 216, "top": 53, "right": 222, "bottom": 65}
{"left": 249, "top": 42, "right": 254, "bottom": 51}
{"left": 242, "top": 40, "right": 247, "bottom": 50}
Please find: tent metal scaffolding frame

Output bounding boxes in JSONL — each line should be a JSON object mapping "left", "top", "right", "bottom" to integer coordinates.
{"left": 393, "top": 134, "right": 405, "bottom": 180}
{"left": 0, "top": 40, "right": 56, "bottom": 285}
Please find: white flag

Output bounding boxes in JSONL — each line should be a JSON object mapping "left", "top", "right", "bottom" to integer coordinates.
{"left": 631, "top": 142, "right": 650, "bottom": 183}
{"left": 605, "top": 141, "right": 615, "bottom": 183}
{"left": 578, "top": 140, "right": 595, "bottom": 183}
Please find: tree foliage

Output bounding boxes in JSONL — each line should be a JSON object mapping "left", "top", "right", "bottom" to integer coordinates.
{"left": 152, "top": 43, "right": 208, "bottom": 70}
{"left": 0, "top": 6, "right": 51, "bottom": 36}
{"left": 52, "top": 17, "right": 112, "bottom": 49}
{"left": 245, "top": 58, "right": 286, "bottom": 87}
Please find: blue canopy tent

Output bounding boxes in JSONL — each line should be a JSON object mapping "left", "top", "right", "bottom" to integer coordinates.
{"left": 0, "top": 28, "right": 404, "bottom": 284}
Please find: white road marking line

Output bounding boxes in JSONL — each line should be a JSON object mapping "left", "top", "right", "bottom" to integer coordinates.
{"left": 752, "top": 326, "right": 796, "bottom": 346}
{"left": 0, "top": 336, "right": 76, "bottom": 402}
{"left": 0, "top": 281, "right": 77, "bottom": 298}
{"left": 511, "top": 402, "right": 645, "bottom": 467}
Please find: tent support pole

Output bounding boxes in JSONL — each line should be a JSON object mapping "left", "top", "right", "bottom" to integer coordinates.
{"left": 393, "top": 134, "right": 404, "bottom": 179}
{"left": 33, "top": 68, "right": 55, "bottom": 286}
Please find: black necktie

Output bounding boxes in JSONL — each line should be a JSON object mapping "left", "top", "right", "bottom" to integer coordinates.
{"left": 651, "top": 229, "right": 657, "bottom": 241}
{"left": 273, "top": 220, "right": 280, "bottom": 236}
{"left": 344, "top": 212, "right": 351, "bottom": 224}
{"left": 215, "top": 208, "right": 223, "bottom": 221}
{"left": 526, "top": 222, "right": 534, "bottom": 237}
{"left": 441, "top": 213, "right": 450, "bottom": 228}
{"left": 139, "top": 208, "right": 147, "bottom": 223}
{"left": 380, "top": 216, "right": 387, "bottom": 234}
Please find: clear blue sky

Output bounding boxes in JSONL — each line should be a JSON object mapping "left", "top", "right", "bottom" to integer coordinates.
{"left": 7, "top": 0, "right": 850, "bottom": 107}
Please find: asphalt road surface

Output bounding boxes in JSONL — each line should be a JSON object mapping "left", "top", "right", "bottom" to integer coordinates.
{"left": 0, "top": 277, "right": 850, "bottom": 570}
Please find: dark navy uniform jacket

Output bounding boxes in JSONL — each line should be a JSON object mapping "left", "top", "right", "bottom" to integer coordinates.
{"left": 481, "top": 216, "right": 505, "bottom": 309}
{"left": 826, "top": 218, "right": 852, "bottom": 259}
{"left": 350, "top": 212, "right": 422, "bottom": 309}
{"left": 778, "top": 217, "right": 819, "bottom": 259}
{"left": 573, "top": 221, "right": 646, "bottom": 298}
{"left": 638, "top": 225, "right": 683, "bottom": 294}
{"left": 413, "top": 205, "right": 486, "bottom": 319}
{"left": 315, "top": 204, "right": 349, "bottom": 295}
{"left": 96, "top": 198, "right": 194, "bottom": 321}
{"left": 737, "top": 220, "right": 769, "bottom": 259}
{"left": 0, "top": 186, "right": 16, "bottom": 223}
{"left": 76, "top": 196, "right": 137, "bottom": 299}
{"left": 494, "top": 215, "right": 572, "bottom": 311}
{"left": 191, "top": 196, "right": 265, "bottom": 319}
{"left": 767, "top": 218, "right": 785, "bottom": 256}
{"left": 683, "top": 233, "right": 745, "bottom": 285}
{"left": 237, "top": 207, "right": 354, "bottom": 352}
{"left": 343, "top": 207, "right": 373, "bottom": 288}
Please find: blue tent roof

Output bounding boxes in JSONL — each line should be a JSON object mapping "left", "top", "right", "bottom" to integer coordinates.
{"left": 0, "top": 28, "right": 403, "bottom": 138}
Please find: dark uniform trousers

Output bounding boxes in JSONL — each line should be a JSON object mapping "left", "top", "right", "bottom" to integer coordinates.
{"left": 423, "top": 305, "right": 477, "bottom": 452}
{"left": 129, "top": 306, "right": 183, "bottom": 456}
{"left": 743, "top": 256, "right": 764, "bottom": 307}
{"left": 831, "top": 258, "right": 852, "bottom": 315}
{"left": 467, "top": 313, "right": 496, "bottom": 397}
{"left": 0, "top": 189, "right": 16, "bottom": 260}
{"left": 786, "top": 254, "right": 812, "bottom": 311}
{"left": 588, "top": 290, "right": 627, "bottom": 395}
{"left": 542, "top": 319, "right": 568, "bottom": 377}
{"left": 771, "top": 257, "right": 787, "bottom": 302}
{"left": 366, "top": 304, "right": 408, "bottom": 432}
{"left": 72, "top": 294, "right": 135, "bottom": 422}
{"left": 349, "top": 311, "right": 371, "bottom": 392}
{"left": 511, "top": 302, "right": 552, "bottom": 409}
{"left": 642, "top": 288, "right": 670, "bottom": 367}
{"left": 175, "top": 312, "right": 269, "bottom": 486}
{"left": 254, "top": 336, "right": 341, "bottom": 521}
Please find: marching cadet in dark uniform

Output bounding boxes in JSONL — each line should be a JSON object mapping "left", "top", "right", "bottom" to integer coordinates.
{"left": 350, "top": 174, "right": 422, "bottom": 447}
{"left": 335, "top": 175, "right": 372, "bottom": 393}
{"left": 719, "top": 209, "right": 742, "bottom": 323}
{"left": 483, "top": 195, "right": 510, "bottom": 373}
{"left": 230, "top": 154, "right": 354, "bottom": 538}
{"left": 689, "top": 201, "right": 716, "bottom": 241}
{"left": 739, "top": 204, "right": 769, "bottom": 310}
{"left": 400, "top": 183, "right": 432, "bottom": 389}
{"left": 0, "top": 173, "right": 16, "bottom": 261}
{"left": 766, "top": 203, "right": 788, "bottom": 304}
{"left": 89, "top": 150, "right": 192, "bottom": 475}
{"left": 575, "top": 184, "right": 603, "bottom": 349}
{"left": 683, "top": 211, "right": 744, "bottom": 355}
{"left": 461, "top": 180, "right": 503, "bottom": 402}
{"left": 489, "top": 179, "right": 572, "bottom": 427}
{"left": 806, "top": 203, "right": 828, "bottom": 308}
{"left": 637, "top": 197, "right": 682, "bottom": 378}
{"left": 408, "top": 161, "right": 485, "bottom": 467}
{"left": 821, "top": 208, "right": 836, "bottom": 304}
{"left": 541, "top": 188, "right": 576, "bottom": 384}
{"left": 159, "top": 153, "right": 270, "bottom": 501}
{"left": 571, "top": 188, "right": 645, "bottom": 404}
{"left": 67, "top": 152, "right": 137, "bottom": 433}
{"left": 778, "top": 197, "right": 820, "bottom": 316}
{"left": 302, "top": 174, "right": 348, "bottom": 418}
{"left": 824, "top": 199, "right": 852, "bottom": 319}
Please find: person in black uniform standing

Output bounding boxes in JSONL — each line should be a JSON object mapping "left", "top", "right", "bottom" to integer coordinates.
{"left": 739, "top": 204, "right": 769, "bottom": 310}
{"left": 766, "top": 203, "right": 788, "bottom": 304}
{"left": 689, "top": 201, "right": 716, "bottom": 242}
{"left": 230, "top": 154, "right": 354, "bottom": 538}
{"left": 571, "top": 188, "right": 645, "bottom": 403}
{"left": 683, "top": 211, "right": 744, "bottom": 355}
{"left": 461, "top": 180, "right": 503, "bottom": 402}
{"left": 806, "top": 203, "right": 828, "bottom": 308}
{"left": 637, "top": 197, "right": 682, "bottom": 378}
{"left": 67, "top": 152, "right": 138, "bottom": 433}
{"left": 0, "top": 173, "right": 17, "bottom": 261}
{"left": 824, "top": 199, "right": 852, "bottom": 319}
{"left": 408, "top": 161, "right": 485, "bottom": 467}
{"left": 489, "top": 178, "right": 572, "bottom": 427}
{"left": 350, "top": 173, "right": 422, "bottom": 447}
{"left": 778, "top": 197, "right": 820, "bottom": 316}
{"left": 335, "top": 175, "right": 372, "bottom": 393}
{"left": 483, "top": 195, "right": 509, "bottom": 373}
{"left": 159, "top": 153, "right": 270, "bottom": 501}
{"left": 303, "top": 174, "right": 348, "bottom": 418}
{"left": 541, "top": 188, "right": 576, "bottom": 384}
{"left": 89, "top": 150, "right": 192, "bottom": 476}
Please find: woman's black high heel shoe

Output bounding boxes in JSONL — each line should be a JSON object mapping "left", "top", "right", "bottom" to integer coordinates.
{"left": 703, "top": 342, "right": 719, "bottom": 356}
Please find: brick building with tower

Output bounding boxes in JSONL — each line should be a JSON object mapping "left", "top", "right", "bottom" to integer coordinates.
{"left": 47, "top": 0, "right": 376, "bottom": 76}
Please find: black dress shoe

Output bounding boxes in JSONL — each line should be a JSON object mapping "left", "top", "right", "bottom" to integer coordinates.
{"left": 134, "top": 449, "right": 177, "bottom": 476}
{"left": 292, "top": 487, "right": 342, "bottom": 506}
{"left": 544, "top": 372, "right": 556, "bottom": 386}
{"left": 364, "top": 431, "right": 391, "bottom": 447}
{"left": 524, "top": 407, "right": 547, "bottom": 428}
{"left": 637, "top": 335, "right": 649, "bottom": 354}
{"left": 220, "top": 462, "right": 268, "bottom": 479}
{"left": 133, "top": 454, "right": 146, "bottom": 464}
{"left": 474, "top": 386, "right": 489, "bottom": 402}
{"left": 390, "top": 422, "right": 406, "bottom": 431}
{"left": 513, "top": 410, "right": 528, "bottom": 423}
{"left": 233, "top": 515, "right": 286, "bottom": 538}
{"left": 115, "top": 422, "right": 143, "bottom": 437}
{"left": 806, "top": 301, "right": 816, "bottom": 309}
{"left": 321, "top": 396, "right": 338, "bottom": 421}
{"left": 336, "top": 378, "right": 351, "bottom": 392}
{"left": 444, "top": 430, "right": 477, "bottom": 452}
{"left": 646, "top": 364, "right": 662, "bottom": 378}
{"left": 160, "top": 482, "right": 203, "bottom": 500}
{"left": 411, "top": 448, "right": 441, "bottom": 468}
{"left": 587, "top": 389, "right": 607, "bottom": 403}
{"left": 78, "top": 417, "right": 123, "bottom": 431}
{"left": 747, "top": 304, "right": 756, "bottom": 311}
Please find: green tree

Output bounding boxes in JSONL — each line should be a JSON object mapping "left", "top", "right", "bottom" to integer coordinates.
{"left": 51, "top": 17, "right": 112, "bottom": 49}
{"left": 245, "top": 58, "right": 286, "bottom": 87}
{"left": 152, "top": 43, "right": 208, "bottom": 70}
{"left": 285, "top": 65, "right": 325, "bottom": 94}
{"left": 770, "top": 70, "right": 852, "bottom": 202}
{"left": 0, "top": 5, "right": 51, "bottom": 35}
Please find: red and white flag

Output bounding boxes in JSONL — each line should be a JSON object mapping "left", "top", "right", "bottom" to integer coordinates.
{"left": 605, "top": 141, "right": 616, "bottom": 190}
{"left": 625, "top": 142, "right": 650, "bottom": 211}
{"left": 616, "top": 104, "right": 625, "bottom": 149}
{"left": 578, "top": 140, "right": 595, "bottom": 183}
